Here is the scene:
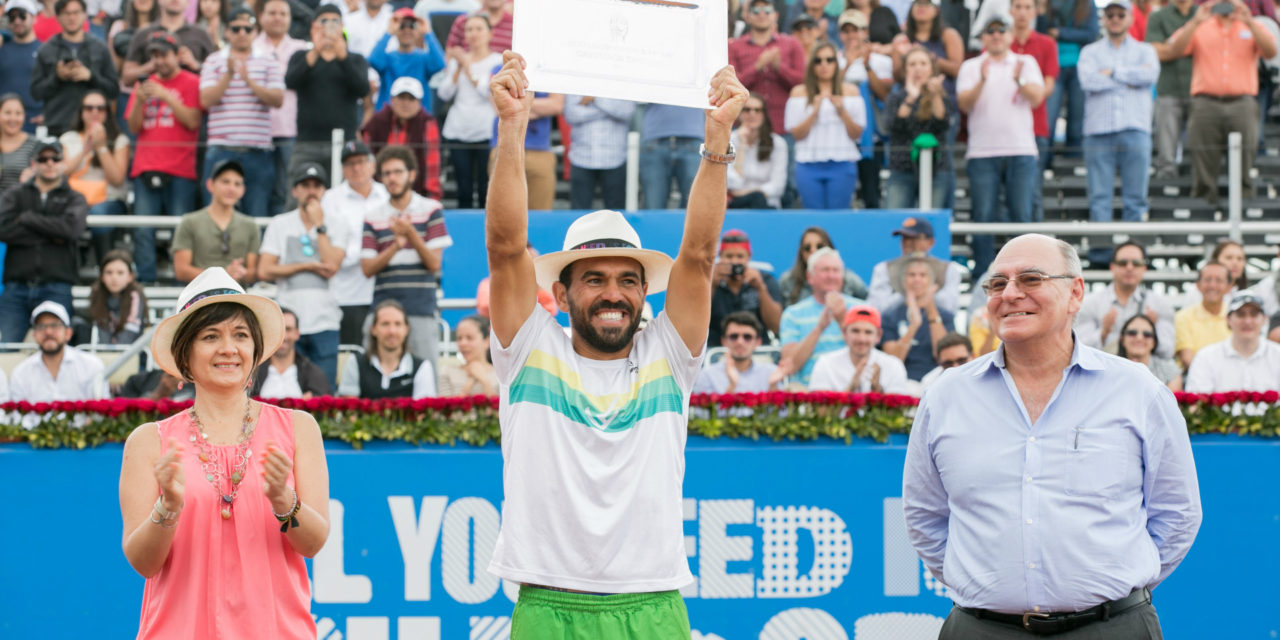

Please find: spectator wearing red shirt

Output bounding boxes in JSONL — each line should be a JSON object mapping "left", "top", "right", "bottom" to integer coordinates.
{"left": 445, "top": 0, "right": 510, "bottom": 52}
{"left": 126, "top": 31, "right": 202, "bottom": 283}
{"left": 362, "top": 77, "right": 442, "bottom": 200}
{"left": 1009, "top": 0, "right": 1058, "bottom": 221}
{"left": 729, "top": 0, "right": 806, "bottom": 133}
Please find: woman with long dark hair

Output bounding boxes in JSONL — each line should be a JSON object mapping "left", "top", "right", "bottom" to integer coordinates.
{"left": 437, "top": 314, "right": 497, "bottom": 396}
{"left": 88, "top": 249, "right": 149, "bottom": 345}
{"left": 60, "top": 89, "right": 131, "bottom": 260}
{"left": 1118, "top": 314, "right": 1182, "bottom": 391}
{"left": 119, "top": 267, "right": 329, "bottom": 639}
{"left": 885, "top": 47, "right": 953, "bottom": 208}
{"left": 779, "top": 226, "right": 870, "bottom": 306}
{"left": 728, "top": 92, "right": 787, "bottom": 208}
{"left": 785, "top": 42, "right": 865, "bottom": 209}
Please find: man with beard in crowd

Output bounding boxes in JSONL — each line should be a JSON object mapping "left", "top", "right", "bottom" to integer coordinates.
{"left": 482, "top": 52, "right": 746, "bottom": 636}
{"left": 9, "top": 300, "right": 104, "bottom": 401}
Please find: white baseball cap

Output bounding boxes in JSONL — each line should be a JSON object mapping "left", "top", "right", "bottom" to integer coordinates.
{"left": 30, "top": 300, "right": 70, "bottom": 327}
{"left": 390, "top": 76, "right": 424, "bottom": 100}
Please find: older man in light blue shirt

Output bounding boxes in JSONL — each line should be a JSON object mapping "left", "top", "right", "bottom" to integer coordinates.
{"left": 904, "top": 234, "right": 1201, "bottom": 638}
{"left": 1079, "top": 0, "right": 1160, "bottom": 262}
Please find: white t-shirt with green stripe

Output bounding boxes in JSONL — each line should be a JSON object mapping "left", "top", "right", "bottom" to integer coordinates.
{"left": 488, "top": 307, "right": 703, "bottom": 593}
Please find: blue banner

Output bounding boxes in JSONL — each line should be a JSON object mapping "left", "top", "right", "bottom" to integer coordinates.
{"left": 2, "top": 435, "right": 1274, "bottom": 639}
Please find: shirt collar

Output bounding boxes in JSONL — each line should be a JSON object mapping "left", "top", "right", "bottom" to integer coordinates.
{"left": 977, "top": 332, "right": 1106, "bottom": 376}
{"left": 373, "top": 352, "right": 415, "bottom": 377}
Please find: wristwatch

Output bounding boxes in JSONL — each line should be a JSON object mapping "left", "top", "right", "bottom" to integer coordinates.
{"left": 315, "top": 225, "right": 328, "bottom": 235}
{"left": 699, "top": 143, "right": 737, "bottom": 165}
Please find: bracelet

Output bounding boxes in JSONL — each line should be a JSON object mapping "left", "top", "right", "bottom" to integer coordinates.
{"left": 95, "top": 146, "right": 109, "bottom": 154}
{"left": 151, "top": 497, "right": 181, "bottom": 528}
{"left": 273, "top": 488, "right": 301, "bottom": 532}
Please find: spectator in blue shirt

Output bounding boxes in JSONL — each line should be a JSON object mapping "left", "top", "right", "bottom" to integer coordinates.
{"left": 488, "top": 85, "right": 563, "bottom": 210}
{"left": 368, "top": 8, "right": 445, "bottom": 112}
{"left": 878, "top": 255, "right": 955, "bottom": 381}
{"left": 563, "top": 95, "right": 635, "bottom": 210}
{"left": 0, "top": 0, "right": 43, "bottom": 133}
{"left": 1078, "top": 0, "right": 1158, "bottom": 264}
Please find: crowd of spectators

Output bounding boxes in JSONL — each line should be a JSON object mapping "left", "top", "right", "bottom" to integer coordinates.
{"left": 0, "top": 0, "right": 1277, "bottom": 402}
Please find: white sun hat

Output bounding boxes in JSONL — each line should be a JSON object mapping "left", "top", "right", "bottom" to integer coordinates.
{"left": 150, "top": 267, "right": 284, "bottom": 379}
{"left": 532, "top": 209, "right": 675, "bottom": 294}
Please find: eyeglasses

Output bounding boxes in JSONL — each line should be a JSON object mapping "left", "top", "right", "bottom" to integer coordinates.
{"left": 741, "top": 106, "right": 763, "bottom": 113}
{"left": 1111, "top": 259, "right": 1146, "bottom": 268}
{"left": 35, "top": 155, "right": 62, "bottom": 164}
{"left": 220, "top": 229, "right": 232, "bottom": 255}
{"left": 724, "top": 333, "right": 758, "bottom": 342}
{"left": 227, "top": 24, "right": 255, "bottom": 34}
{"left": 300, "top": 234, "right": 315, "bottom": 257}
{"left": 938, "top": 356, "right": 970, "bottom": 368}
{"left": 813, "top": 56, "right": 838, "bottom": 64}
{"left": 980, "top": 272, "right": 1075, "bottom": 295}
{"left": 82, "top": 104, "right": 108, "bottom": 112}
{"left": 984, "top": 25, "right": 1008, "bottom": 34}
{"left": 381, "top": 167, "right": 408, "bottom": 178}
{"left": 803, "top": 243, "right": 828, "bottom": 252}
{"left": 750, "top": 7, "right": 774, "bottom": 14}
{"left": 1123, "top": 329, "right": 1154, "bottom": 338}
{"left": 33, "top": 322, "right": 67, "bottom": 332}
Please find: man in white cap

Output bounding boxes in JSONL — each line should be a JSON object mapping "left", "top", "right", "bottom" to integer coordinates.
{"left": 361, "top": 76, "right": 442, "bottom": 199}
{"left": 10, "top": 300, "right": 105, "bottom": 402}
{"left": 484, "top": 52, "right": 746, "bottom": 636}
{"left": 1185, "top": 291, "right": 1280, "bottom": 392}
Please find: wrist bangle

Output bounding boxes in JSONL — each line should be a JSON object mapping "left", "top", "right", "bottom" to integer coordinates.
{"left": 273, "top": 488, "right": 301, "bottom": 532}
{"left": 152, "top": 497, "right": 181, "bottom": 527}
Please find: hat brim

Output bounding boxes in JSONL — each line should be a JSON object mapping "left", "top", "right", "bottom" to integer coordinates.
{"left": 534, "top": 248, "right": 675, "bottom": 296}
{"left": 150, "top": 293, "right": 284, "bottom": 380}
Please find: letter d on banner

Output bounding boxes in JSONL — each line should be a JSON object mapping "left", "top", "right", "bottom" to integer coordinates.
{"left": 756, "top": 506, "right": 852, "bottom": 598}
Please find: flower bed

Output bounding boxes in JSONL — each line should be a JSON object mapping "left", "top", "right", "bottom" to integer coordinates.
{"left": 0, "top": 391, "right": 1275, "bottom": 449}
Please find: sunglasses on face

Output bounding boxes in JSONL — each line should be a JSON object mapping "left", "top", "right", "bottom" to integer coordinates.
{"left": 724, "top": 333, "right": 758, "bottom": 342}
{"left": 984, "top": 25, "right": 1008, "bottom": 34}
{"left": 35, "top": 155, "right": 62, "bottom": 164}
{"left": 1112, "top": 259, "right": 1146, "bottom": 268}
{"left": 803, "top": 243, "right": 828, "bottom": 252}
{"left": 220, "top": 229, "right": 232, "bottom": 255}
{"left": 1104, "top": 10, "right": 1127, "bottom": 18}
{"left": 82, "top": 103, "right": 108, "bottom": 112}
{"left": 1124, "top": 329, "right": 1154, "bottom": 338}
{"left": 227, "top": 24, "right": 255, "bottom": 34}
{"left": 750, "top": 6, "right": 774, "bottom": 14}
{"left": 981, "top": 272, "right": 1074, "bottom": 295}
{"left": 938, "top": 355, "right": 970, "bottom": 368}
{"left": 813, "top": 56, "right": 838, "bottom": 64}
{"left": 7, "top": 10, "right": 30, "bottom": 20}
{"left": 741, "top": 106, "right": 764, "bottom": 113}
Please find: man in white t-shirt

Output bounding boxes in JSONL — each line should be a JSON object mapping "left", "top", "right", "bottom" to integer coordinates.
{"left": 1185, "top": 291, "right": 1280, "bottom": 393}
{"left": 322, "top": 140, "right": 388, "bottom": 346}
{"left": 956, "top": 12, "right": 1044, "bottom": 280}
{"left": 809, "top": 304, "right": 910, "bottom": 393}
{"left": 484, "top": 52, "right": 746, "bottom": 636}
{"left": 257, "top": 162, "right": 347, "bottom": 388}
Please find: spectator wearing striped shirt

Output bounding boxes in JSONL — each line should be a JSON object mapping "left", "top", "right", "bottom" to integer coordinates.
{"left": 360, "top": 145, "right": 452, "bottom": 367}
{"left": 1078, "top": 0, "right": 1158, "bottom": 264}
{"left": 563, "top": 95, "right": 636, "bottom": 211}
{"left": 199, "top": 6, "right": 284, "bottom": 217}
{"left": 444, "top": 0, "right": 510, "bottom": 53}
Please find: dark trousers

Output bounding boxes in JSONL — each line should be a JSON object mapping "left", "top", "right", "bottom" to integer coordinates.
{"left": 569, "top": 164, "right": 627, "bottom": 210}
{"left": 1187, "top": 95, "right": 1259, "bottom": 205}
{"left": 447, "top": 140, "right": 489, "bottom": 209}
{"left": 857, "top": 154, "right": 882, "bottom": 209}
{"left": 939, "top": 603, "right": 1163, "bottom": 639}
{"left": 340, "top": 305, "right": 370, "bottom": 348}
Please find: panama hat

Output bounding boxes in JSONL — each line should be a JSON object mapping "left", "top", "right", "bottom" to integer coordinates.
{"left": 151, "top": 267, "right": 284, "bottom": 379}
{"left": 532, "top": 210, "right": 675, "bottom": 295}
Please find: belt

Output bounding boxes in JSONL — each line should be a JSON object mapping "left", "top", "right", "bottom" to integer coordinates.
{"left": 958, "top": 588, "right": 1150, "bottom": 636}
{"left": 1194, "top": 94, "right": 1248, "bottom": 102}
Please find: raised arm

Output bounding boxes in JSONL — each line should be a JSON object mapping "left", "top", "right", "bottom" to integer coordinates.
{"left": 485, "top": 52, "right": 539, "bottom": 348}
{"left": 664, "top": 67, "right": 749, "bottom": 355}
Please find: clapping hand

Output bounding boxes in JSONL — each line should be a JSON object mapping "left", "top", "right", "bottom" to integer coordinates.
{"left": 260, "top": 440, "right": 294, "bottom": 512}
{"left": 925, "top": 74, "right": 944, "bottom": 95}
{"left": 154, "top": 438, "right": 185, "bottom": 513}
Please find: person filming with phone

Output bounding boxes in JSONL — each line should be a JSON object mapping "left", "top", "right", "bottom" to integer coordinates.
{"left": 709, "top": 229, "right": 783, "bottom": 347}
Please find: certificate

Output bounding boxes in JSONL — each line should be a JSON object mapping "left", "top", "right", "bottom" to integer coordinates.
{"left": 512, "top": 0, "right": 728, "bottom": 109}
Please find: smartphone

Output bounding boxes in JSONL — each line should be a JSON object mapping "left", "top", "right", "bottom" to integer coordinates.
{"left": 325, "top": 21, "right": 342, "bottom": 37}
{"left": 1211, "top": 1, "right": 1234, "bottom": 15}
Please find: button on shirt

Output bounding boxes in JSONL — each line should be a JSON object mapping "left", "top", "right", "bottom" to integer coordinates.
{"left": 9, "top": 346, "right": 106, "bottom": 402}
{"left": 1185, "top": 338, "right": 1280, "bottom": 392}
{"left": 903, "top": 340, "right": 1202, "bottom": 613}
{"left": 1077, "top": 36, "right": 1160, "bottom": 135}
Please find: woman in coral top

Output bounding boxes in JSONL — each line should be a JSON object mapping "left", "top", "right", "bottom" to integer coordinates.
{"left": 118, "top": 267, "right": 330, "bottom": 639}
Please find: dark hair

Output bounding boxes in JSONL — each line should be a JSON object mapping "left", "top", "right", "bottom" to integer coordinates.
{"left": 1116, "top": 313, "right": 1158, "bottom": 359}
{"left": 170, "top": 302, "right": 264, "bottom": 382}
{"left": 845, "top": 0, "right": 882, "bottom": 10}
{"left": 1111, "top": 241, "right": 1147, "bottom": 263}
{"left": 0, "top": 93, "right": 24, "bottom": 114}
{"left": 88, "top": 249, "right": 148, "bottom": 337}
{"left": 934, "top": 331, "right": 971, "bottom": 357}
{"left": 743, "top": 92, "right": 775, "bottom": 162}
{"left": 124, "top": 0, "right": 159, "bottom": 29}
{"left": 786, "top": 227, "right": 837, "bottom": 305}
{"left": 198, "top": 0, "right": 230, "bottom": 23}
{"left": 279, "top": 306, "right": 298, "bottom": 326}
{"left": 1198, "top": 260, "right": 1231, "bottom": 283}
{"left": 721, "top": 310, "right": 764, "bottom": 337}
{"left": 1210, "top": 238, "right": 1249, "bottom": 289}
{"left": 803, "top": 42, "right": 844, "bottom": 105}
{"left": 255, "top": 0, "right": 291, "bottom": 16}
{"left": 465, "top": 13, "right": 491, "bottom": 28}
{"left": 55, "top": 0, "right": 86, "bottom": 15}
{"left": 901, "top": 47, "right": 943, "bottom": 121}
{"left": 376, "top": 144, "right": 417, "bottom": 175}
{"left": 69, "top": 90, "right": 122, "bottom": 168}
{"left": 457, "top": 314, "right": 492, "bottom": 363}
{"left": 905, "top": 0, "right": 943, "bottom": 43}
{"left": 368, "top": 298, "right": 409, "bottom": 355}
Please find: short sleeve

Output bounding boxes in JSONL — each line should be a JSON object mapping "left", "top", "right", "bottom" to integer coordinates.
{"left": 171, "top": 216, "right": 195, "bottom": 254}
{"left": 1020, "top": 54, "right": 1044, "bottom": 86}
{"left": 490, "top": 304, "right": 555, "bottom": 386}
{"left": 642, "top": 311, "right": 705, "bottom": 393}
{"left": 361, "top": 221, "right": 378, "bottom": 258}
{"left": 956, "top": 58, "right": 981, "bottom": 93}
{"left": 199, "top": 56, "right": 220, "bottom": 88}
{"left": 245, "top": 218, "right": 262, "bottom": 253}
{"left": 260, "top": 216, "right": 286, "bottom": 258}
{"left": 869, "top": 53, "right": 894, "bottom": 80}
{"left": 264, "top": 57, "right": 285, "bottom": 89}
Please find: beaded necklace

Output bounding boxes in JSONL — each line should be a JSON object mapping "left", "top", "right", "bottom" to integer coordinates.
{"left": 188, "top": 400, "right": 256, "bottom": 520}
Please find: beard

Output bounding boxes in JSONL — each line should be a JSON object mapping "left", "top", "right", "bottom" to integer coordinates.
{"left": 569, "top": 298, "right": 642, "bottom": 355}
{"left": 39, "top": 341, "right": 65, "bottom": 357}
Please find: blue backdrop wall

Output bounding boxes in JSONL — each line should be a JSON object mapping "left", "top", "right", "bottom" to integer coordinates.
{"left": 1, "top": 435, "right": 1276, "bottom": 639}
{"left": 437, "top": 209, "right": 953, "bottom": 327}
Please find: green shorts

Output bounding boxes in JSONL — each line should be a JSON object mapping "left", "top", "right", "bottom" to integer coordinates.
{"left": 510, "top": 585, "right": 692, "bottom": 640}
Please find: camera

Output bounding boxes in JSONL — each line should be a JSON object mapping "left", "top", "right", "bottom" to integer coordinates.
{"left": 731, "top": 263, "right": 745, "bottom": 277}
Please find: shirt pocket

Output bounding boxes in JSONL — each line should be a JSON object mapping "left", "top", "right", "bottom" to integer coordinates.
{"left": 1065, "top": 424, "right": 1144, "bottom": 499}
